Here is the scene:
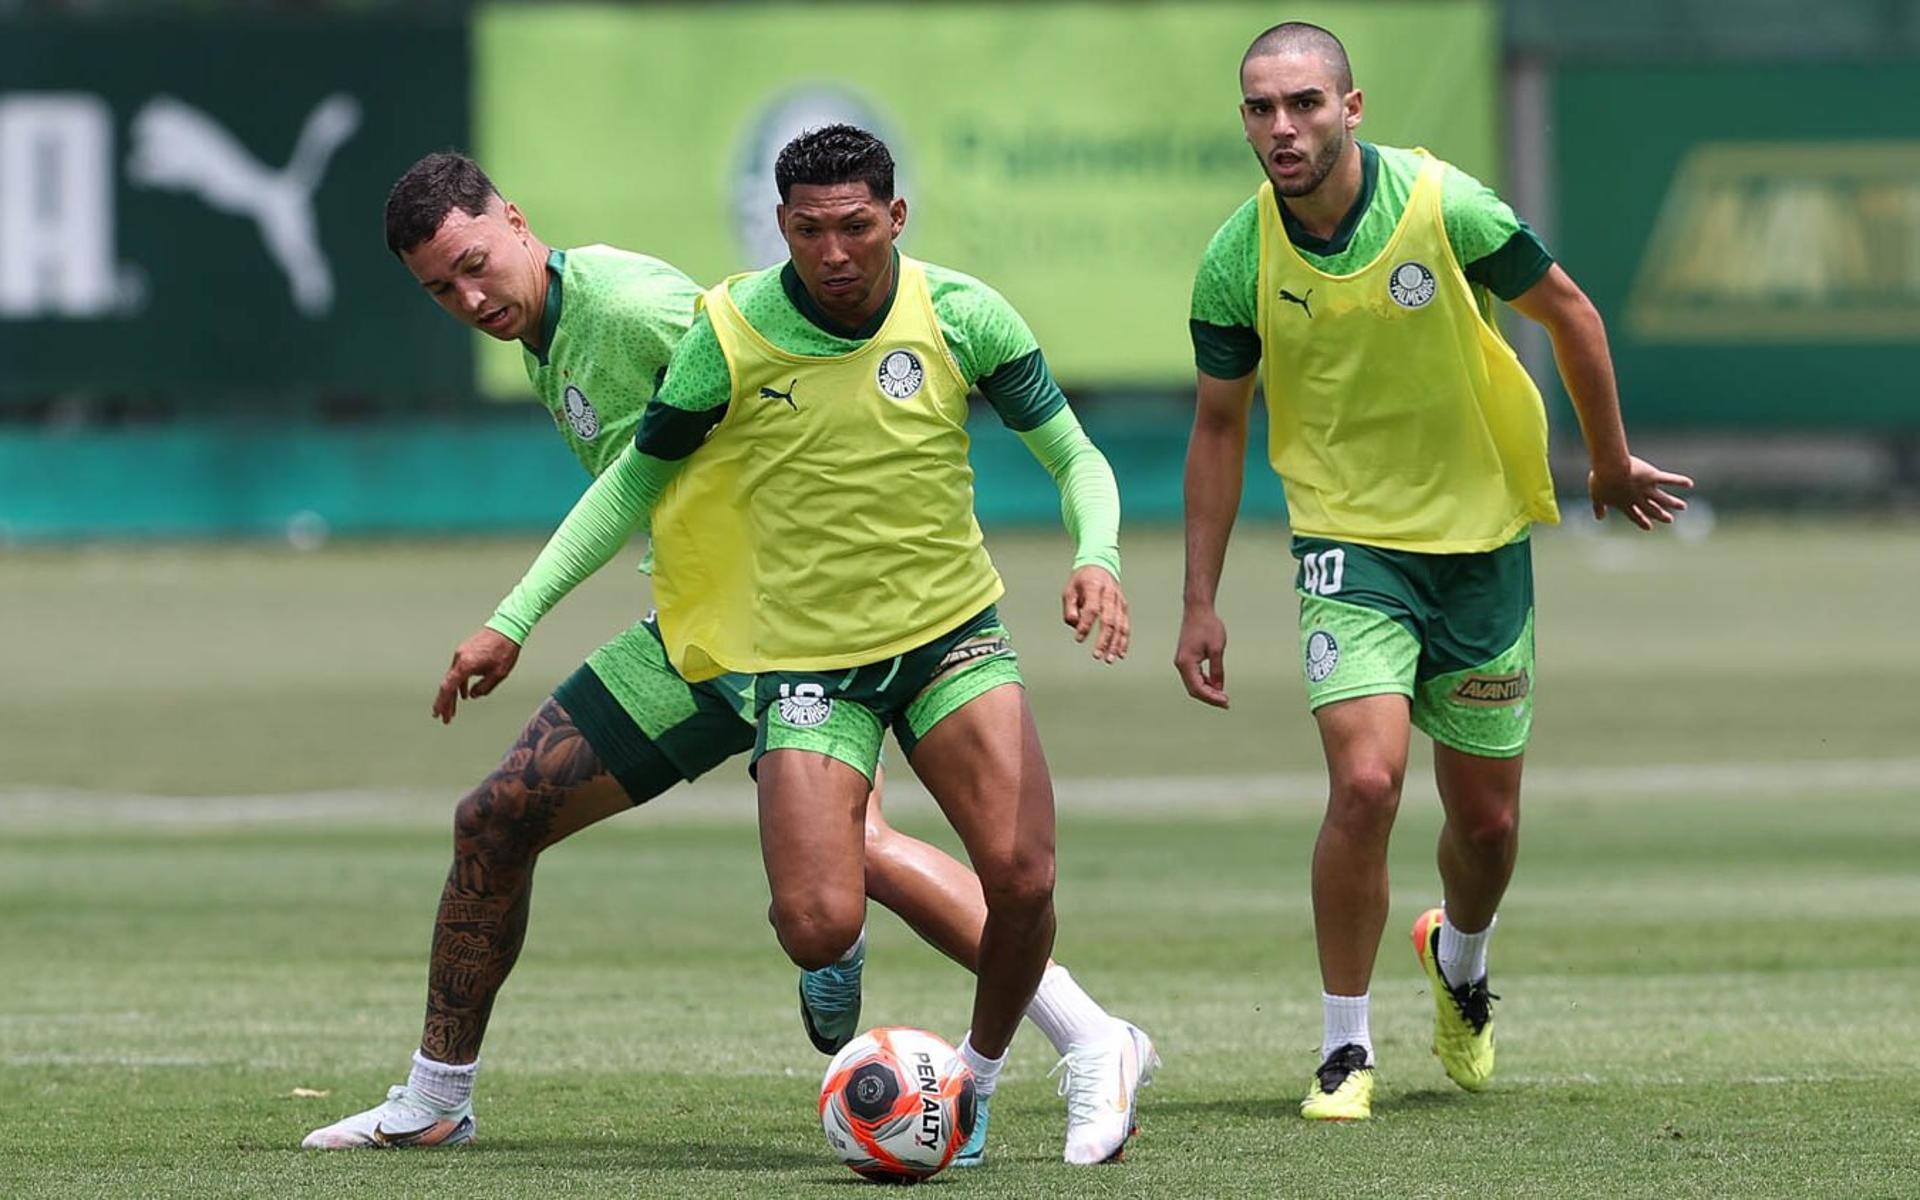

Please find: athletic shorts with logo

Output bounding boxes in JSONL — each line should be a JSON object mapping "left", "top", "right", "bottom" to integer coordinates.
{"left": 552, "top": 614, "right": 758, "bottom": 804}
{"left": 1294, "top": 534, "right": 1535, "bottom": 758}
{"left": 753, "top": 605, "right": 1024, "bottom": 782}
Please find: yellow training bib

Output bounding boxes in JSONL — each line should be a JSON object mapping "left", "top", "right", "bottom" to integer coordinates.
{"left": 651, "top": 257, "right": 1004, "bottom": 681}
{"left": 1256, "top": 151, "right": 1559, "bottom": 553}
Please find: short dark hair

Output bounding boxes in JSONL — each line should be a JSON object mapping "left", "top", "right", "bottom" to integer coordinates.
{"left": 1242, "top": 21, "right": 1354, "bottom": 94}
{"left": 773, "top": 124, "right": 894, "bottom": 203}
{"left": 384, "top": 151, "right": 500, "bottom": 256}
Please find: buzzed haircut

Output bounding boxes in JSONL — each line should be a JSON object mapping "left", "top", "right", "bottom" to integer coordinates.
{"left": 773, "top": 124, "right": 895, "bottom": 203}
{"left": 384, "top": 151, "right": 500, "bottom": 257}
{"left": 1242, "top": 21, "right": 1354, "bottom": 94}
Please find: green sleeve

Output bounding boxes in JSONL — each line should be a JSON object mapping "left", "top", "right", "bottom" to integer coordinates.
{"left": 924, "top": 265, "right": 1066, "bottom": 431}
{"left": 1440, "top": 163, "right": 1556, "bottom": 301}
{"left": 1468, "top": 225, "right": 1554, "bottom": 302}
{"left": 1015, "top": 406, "right": 1121, "bottom": 579}
{"left": 485, "top": 442, "right": 686, "bottom": 643}
{"left": 636, "top": 310, "right": 734, "bottom": 460}
{"left": 978, "top": 349, "right": 1066, "bottom": 432}
{"left": 926, "top": 264, "right": 1038, "bottom": 382}
{"left": 1189, "top": 196, "right": 1262, "bottom": 379}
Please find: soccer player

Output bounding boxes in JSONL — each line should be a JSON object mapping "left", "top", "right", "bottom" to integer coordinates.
{"left": 303, "top": 151, "right": 1150, "bottom": 1165}
{"left": 1175, "top": 24, "right": 1691, "bottom": 1121}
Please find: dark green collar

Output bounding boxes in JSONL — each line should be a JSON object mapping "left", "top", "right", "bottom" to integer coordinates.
{"left": 1280, "top": 141, "right": 1379, "bottom": 258}
{"left": 779, "top": 247, "right": 900, "bottom": 341}
{"left": 529, "top": 247, "right": 565, "bottom": 366}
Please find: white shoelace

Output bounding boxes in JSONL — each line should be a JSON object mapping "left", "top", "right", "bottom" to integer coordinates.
{"left": 1049, "top": 1041, "right": 1117, "bottom": 1127}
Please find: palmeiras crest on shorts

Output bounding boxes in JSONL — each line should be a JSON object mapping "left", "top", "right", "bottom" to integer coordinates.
{"left": 562, "top": 384, "right": 601, "bottom": 440}
{"left": 877, "top": 348, "right": 925, "bottom": 400}
{"left": 1305, "top": 629, "right": 1340, "bottom": 683}
{"left": 1388, "top": 261, "right": 1438, "bottom": 309}
{"left": 776, "top": 683, "right": 834, "bottom": 728}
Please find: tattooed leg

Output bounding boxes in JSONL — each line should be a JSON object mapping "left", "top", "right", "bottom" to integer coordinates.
{"left": 420, "top": 697, "right": 632, "bottom": 1064}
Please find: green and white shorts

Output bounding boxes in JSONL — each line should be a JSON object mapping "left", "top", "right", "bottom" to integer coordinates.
{"left": 552, "top": 613, "right": 757, "bottom": 803}
{"left": 1294, "top": 534, "right": 1535, "bottom": 758}
{"left": 751, "top": 605, "right": 1024, "bottom": 782}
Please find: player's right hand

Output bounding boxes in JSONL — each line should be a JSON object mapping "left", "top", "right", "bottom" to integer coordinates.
{"left": 433, "top": 627, "right": 522, "bottom": 724}
{"left": 1175, "top": 609, "right": 1230, "bottom": 709}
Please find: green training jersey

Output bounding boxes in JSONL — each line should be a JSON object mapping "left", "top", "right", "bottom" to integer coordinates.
{"left": 1189, "top": 142, "right": 1553, "bottom": 380}
{"left": 637, "top": 251, "right": 1065, "bottom": 455}
{"left": 482, "top": 252, "right": 1123, "bottom": 659}
{"left": 522, "top": 245, "right": 702, "bottom": 476}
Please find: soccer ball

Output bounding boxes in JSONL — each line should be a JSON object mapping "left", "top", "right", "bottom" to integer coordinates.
{"left": 818, "top": 1026, "right": 976, "bottom": 1183}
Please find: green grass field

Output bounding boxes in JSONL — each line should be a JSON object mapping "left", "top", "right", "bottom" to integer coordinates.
{"left": 5, "top": 521, "right": 1919, "bottom": 1198}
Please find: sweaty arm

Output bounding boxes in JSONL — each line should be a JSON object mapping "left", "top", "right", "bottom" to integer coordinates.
{"left": 486, "top": 315, "right": 734, "bottom": 643}
{"left": 1508, "top": 264, "right": 1691, "bottom": 528}
{"left": 1506, "top": 264, "right": 1628, "bottom": 476}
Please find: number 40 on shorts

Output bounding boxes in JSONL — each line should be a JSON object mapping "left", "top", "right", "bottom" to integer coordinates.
{"left": 1302, "top": 548, "right": 1346, "bottom": 596}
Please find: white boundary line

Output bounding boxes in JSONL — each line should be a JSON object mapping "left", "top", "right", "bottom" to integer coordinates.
{"left": 3, "top": 757, "right": 1918, "bottom": 830}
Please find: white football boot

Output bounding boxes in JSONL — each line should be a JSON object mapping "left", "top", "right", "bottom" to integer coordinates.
{"left": 301, "top": 1084, "right": 474, "bottom": 1150}
{"left": 1051, "top": 1018, "right": 1158, "bottom": 1164}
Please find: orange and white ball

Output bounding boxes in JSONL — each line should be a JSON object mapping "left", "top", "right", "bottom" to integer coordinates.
{"left": 818, "top": 1027, "right": 977, "bottom": 1183}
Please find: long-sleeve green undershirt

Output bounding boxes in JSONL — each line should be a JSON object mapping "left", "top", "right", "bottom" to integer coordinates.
{"left": 485, "top": 404, "right": 1121, "bottom": 646}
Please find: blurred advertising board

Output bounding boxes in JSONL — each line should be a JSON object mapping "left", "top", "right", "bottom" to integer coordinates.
{"left": 1554, "top": 62, "right": 1920, "bottom": 429}
{"left": 0, "top": 19, "right": 471, "bottom": 398}
{"left": 475, "top": 0, "right": 1498, "bottom": 394}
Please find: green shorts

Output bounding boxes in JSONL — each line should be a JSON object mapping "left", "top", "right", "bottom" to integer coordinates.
{"left": 751, "top": 605, "right": 1024, "bottom": 782}
{"left": 1294, "top": 534, "right": 1535, "bottom": 758}
{"left": 552, "top": 613, "right": 756, "bottom": 803}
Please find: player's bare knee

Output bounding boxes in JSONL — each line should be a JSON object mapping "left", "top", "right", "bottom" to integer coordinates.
{"left": 450, "top": 775, "right": 541, "bottom": 865}
{"left": 450, "top": 786, "right": 495, "bottom": 848}
{"left": 1456, "top": 805, "right": 1519, "bottom": 853}
{"left": 979, "top": 852, "right": 1055, "bottom": 918}
{"left": 1328, "top": 767, "right": 1403, "bottom": 830}
{"left": 772, "top": 900, "right": 864, "bottom": 970}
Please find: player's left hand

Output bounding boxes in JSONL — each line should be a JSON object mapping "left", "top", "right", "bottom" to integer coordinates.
{"left": 433, "top": 627, "right": 522, "bottom": 724}
{"left": 1062, "top": 565, "right": 1129, "bottom": 663}
{"left": 1589, "top": 455, "right": 1693, "bottom": 530}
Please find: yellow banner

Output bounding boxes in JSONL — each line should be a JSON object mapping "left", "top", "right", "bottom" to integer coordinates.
{"left": 475, "top": 1, "right": 1498, "bottom": 393}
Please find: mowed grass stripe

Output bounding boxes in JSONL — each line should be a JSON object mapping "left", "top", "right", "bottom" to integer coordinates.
{"left": 5, "top": 782, "right": 1918, "bottom": 1197}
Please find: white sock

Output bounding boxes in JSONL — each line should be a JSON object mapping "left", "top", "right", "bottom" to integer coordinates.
{"left": 408, "top": 1050, "right": 478, "bottom": 1112}
{"left": 1024, "top": 964, "right": 1113, "bottom": 1056}
{"left": 1438, "top": 912, "right": 1496, "bottom": 988}
{"left": 957, "top": 1034, "right": 1007, "bottom": 1098}
{"left": 1321, "top": 992, "right": 1373, "bottom": 1065}
{"left": 836, "top": 924, "right": 867, "bottom": 967}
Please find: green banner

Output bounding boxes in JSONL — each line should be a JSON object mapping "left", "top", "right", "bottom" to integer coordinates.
{"left": 1554, "top": 63, "right": 1920, "bottom": 428}
{"left": 0, "top": 19, "right": 471, "bottom": 398}
{"left": 475, "top": 0, "right": 1497, "bottom": 394}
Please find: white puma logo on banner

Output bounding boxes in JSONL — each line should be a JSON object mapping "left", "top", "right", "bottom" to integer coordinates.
{"left": 127, "top": 94, "right": 361, "bottom": 315}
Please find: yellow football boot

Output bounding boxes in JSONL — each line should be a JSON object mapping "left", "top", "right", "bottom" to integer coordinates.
{"left": 1300, "top": 1043, "right": 1374, "bottom": 1120}
{"left": 1413, "top": 907, "right": 1497, "bottom": 1091}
